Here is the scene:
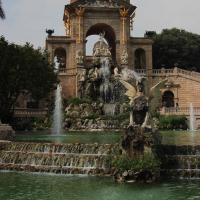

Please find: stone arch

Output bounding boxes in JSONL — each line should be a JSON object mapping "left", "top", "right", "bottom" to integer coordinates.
{"left": 135, "top": 48, "right": 146, "bottom": 69}
{"left": 54, "top": 47, "right": 66, "bottom": 69}
{"left": 86, "top": 23, "right": 116, "bottom": 61}
{"left": 162, "top": 90, "right": 175, "bottom": 107}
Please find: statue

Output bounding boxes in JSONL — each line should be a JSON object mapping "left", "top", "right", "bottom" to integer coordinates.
{"left": 92, "top": 32, "right": 111, "bottom": 59}
{"left": 46, "top": 29, "right": 54, "bottom": 37}
{"left": 105, "top": 47, "right": 112, "bottom": 57}
{"left": 84, "top": 67, "right": 100, "bottom": 99}
{"left": 93, "top": 47, "right": 101, "bottom": 57}
{"left": 76, "top": 50, "right": 84, "bottom": 65}
{"left": 77, "top": 69, "right": 86, "bottom": 98}
{"left": 64, "top": 19, "right": 71, "bottom": 36}
{"left": 121, "top": 48, "right": 128, "bottom": 65}
{"left": 120, "top": 76, "right": 167, "bottom": 157}
{"left": 120, "top": 78, "right": 168, "bottom": 127}
{"left": 114, "top": 67, "right": 121, "bottom": 77}
{"left": 64, "top": 9, "right": 71, "bottom": 36}
{"left": 54, "top": 56, "right": 60, "bottom": 71}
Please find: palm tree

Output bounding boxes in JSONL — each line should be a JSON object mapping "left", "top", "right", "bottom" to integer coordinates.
{"left": 0, "top": 0, "right": 5, "bottom": 19}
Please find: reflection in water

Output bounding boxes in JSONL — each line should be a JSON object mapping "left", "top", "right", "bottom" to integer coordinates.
{"left": 0, "top": 172, "right": 200, "bottom": 200}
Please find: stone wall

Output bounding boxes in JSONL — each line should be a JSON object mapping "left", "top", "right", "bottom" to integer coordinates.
{"left": 152, "top": 75, "right": 200, "bottom": 108}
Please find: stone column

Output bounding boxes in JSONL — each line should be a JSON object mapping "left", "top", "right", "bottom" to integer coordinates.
{"left": 145, "top": 46, "right": 153, "bottom": 86}
{"left": 119, "top": 7, "right": 129, "bottom": 68}
{"left": 75, "top": 7, "right": 85, "bottom": 97}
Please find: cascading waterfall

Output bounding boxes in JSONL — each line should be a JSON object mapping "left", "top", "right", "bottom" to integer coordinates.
{"left": 99, "top": 57, "right": 113, "bottom": 103}
{"left": 52, "top": 85, "right": 63, "bottom": 135}
{"left": 0, "top": 142, "right": 120, "bottom": 175}
{"left": 189, "top": 103, "right": 196, "bottom": 132}
{"left": 157, "top": 145, "right": 200, "bottom": 178}
{"left": 103, "top": 103, "right": 116, "bottom": 116}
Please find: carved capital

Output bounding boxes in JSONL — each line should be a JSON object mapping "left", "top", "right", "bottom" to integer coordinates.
{"left": 119, "top": 7, "right": 129, "bottom": 18}
{"left": 75, "top": 7, "right": 85, "bottom": 17}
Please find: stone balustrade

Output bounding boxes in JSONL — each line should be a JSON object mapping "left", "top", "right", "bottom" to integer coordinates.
{"left": 136, "top": 67, "right": 200, "bottom": 82}
{"left": 14, "top": 108, "right": 48, "bottom": 118}
{"left": 160, "top": 107, "right": 200, "bottom": 116}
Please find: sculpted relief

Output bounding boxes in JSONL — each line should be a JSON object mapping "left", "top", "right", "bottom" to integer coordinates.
{"left": 83, "top": 0, "right": 118, "bottom": 8}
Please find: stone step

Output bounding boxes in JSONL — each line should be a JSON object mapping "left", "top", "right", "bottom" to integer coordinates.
{"left": 0, "top": 163, "right": 112, "bottom": 175}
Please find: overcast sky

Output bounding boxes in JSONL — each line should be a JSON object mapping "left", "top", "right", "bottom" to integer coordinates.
{"left": 1, "top": 0, "right": 200, "bottom": 48}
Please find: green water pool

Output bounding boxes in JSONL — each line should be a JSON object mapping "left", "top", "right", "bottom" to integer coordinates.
{"left": 15, "top": 131, "right": 122, "bottom": 144}
{"left": 0, "top": 172, "right": 200, "bottom": 200}
{"left": 14, "top": 130, "right": 200, "bottom": 145}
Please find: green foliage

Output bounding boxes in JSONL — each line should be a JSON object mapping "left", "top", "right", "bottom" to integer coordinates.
{"left": 66, "top": 97, "right": 92, "bottom": 106}
{"left": 32, "top": 117, "right": 51, "bottom": 130}
{"left": 0, "top": 36, "right": 57, "bottom": 122}
{"left": 159, "top": 115, "right": 187, "bottom": 130}
{"left": 81, "top": 114, "right": 99, "bottom": 120}
{"left": 153, "top": 28, "right": 200, "bottom": 71}
{"left": 100, "top": 113, "right": 129, "bottom": 121}
{"left": 112, "top": 153, "right": 160, "bottom": 172}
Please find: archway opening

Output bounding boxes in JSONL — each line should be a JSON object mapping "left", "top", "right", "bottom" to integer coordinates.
{"left": 162, "top": 91, "right": 175, "bottom": 107}
{"left": 86, "top": 23, "right": 116, "bottom": 61}
{"left": 135, "top": 48, "right": 146, "bottom": 69}
{"left": 54, "top": 48, "right": 66, "bottom": 70}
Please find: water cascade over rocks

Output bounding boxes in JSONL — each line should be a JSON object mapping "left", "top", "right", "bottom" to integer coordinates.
{"left": 156, "top": 145, "right": 200, "bottom": 178}
{"left": 0, "top": 141, "right": 120, "bottom": 175}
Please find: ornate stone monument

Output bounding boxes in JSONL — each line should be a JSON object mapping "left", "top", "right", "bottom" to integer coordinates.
{"left": 46, "top": 0, "right": 153, "bottom": 99}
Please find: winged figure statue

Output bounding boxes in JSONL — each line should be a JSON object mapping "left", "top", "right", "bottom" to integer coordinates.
{"left": 120, "top": 76, "right": 168, "bottom": 128}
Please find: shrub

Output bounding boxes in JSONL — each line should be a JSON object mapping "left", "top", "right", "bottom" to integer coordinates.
{"left": 112, "top": 153, "right": 160, "bottom": 172}
{"left": 100, "top": 113, "right": 129, "bottom": 121}
{"left": 159, "top": 115, "right": 187, "bottom": 130}
{"left": 66, "top": 97, "right": 92, "bottom": 106}
{"left": 81, "top": 114, "right": 99, "bottom": 120}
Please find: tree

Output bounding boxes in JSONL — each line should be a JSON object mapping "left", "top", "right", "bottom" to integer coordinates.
{"left": 0, "top": 36, "right": 57, "bottom": 122}
{"left": 0, "top": 0, "right": 5, "bottom": 19}
{"left": 152, "top": 28, "right": 200, "bottom": 71}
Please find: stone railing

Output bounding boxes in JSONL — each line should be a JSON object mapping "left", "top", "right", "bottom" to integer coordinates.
{"left": 136, "top": 67, "right": 200, "bottom": 81}
{"left": 14, "top": 108, "right": 48, "bottom": 118}
{"left": 160, "top": 107, "right": 200, "bottom": 116}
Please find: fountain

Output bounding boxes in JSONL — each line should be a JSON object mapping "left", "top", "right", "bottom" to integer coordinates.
{"left": 189, "top": 103, "right": 196, "bottom": 132}
{"left": 0, "top": 32, "right": 165, "bottom": 181}
{"left": 52, "top": 84, "right": 63, "bottom": 135}
{"left": 99, "top": 57, "right": 113, "bottom": 103}
{"left": 51, "top": 56, "right": 63, "bottom": 135}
